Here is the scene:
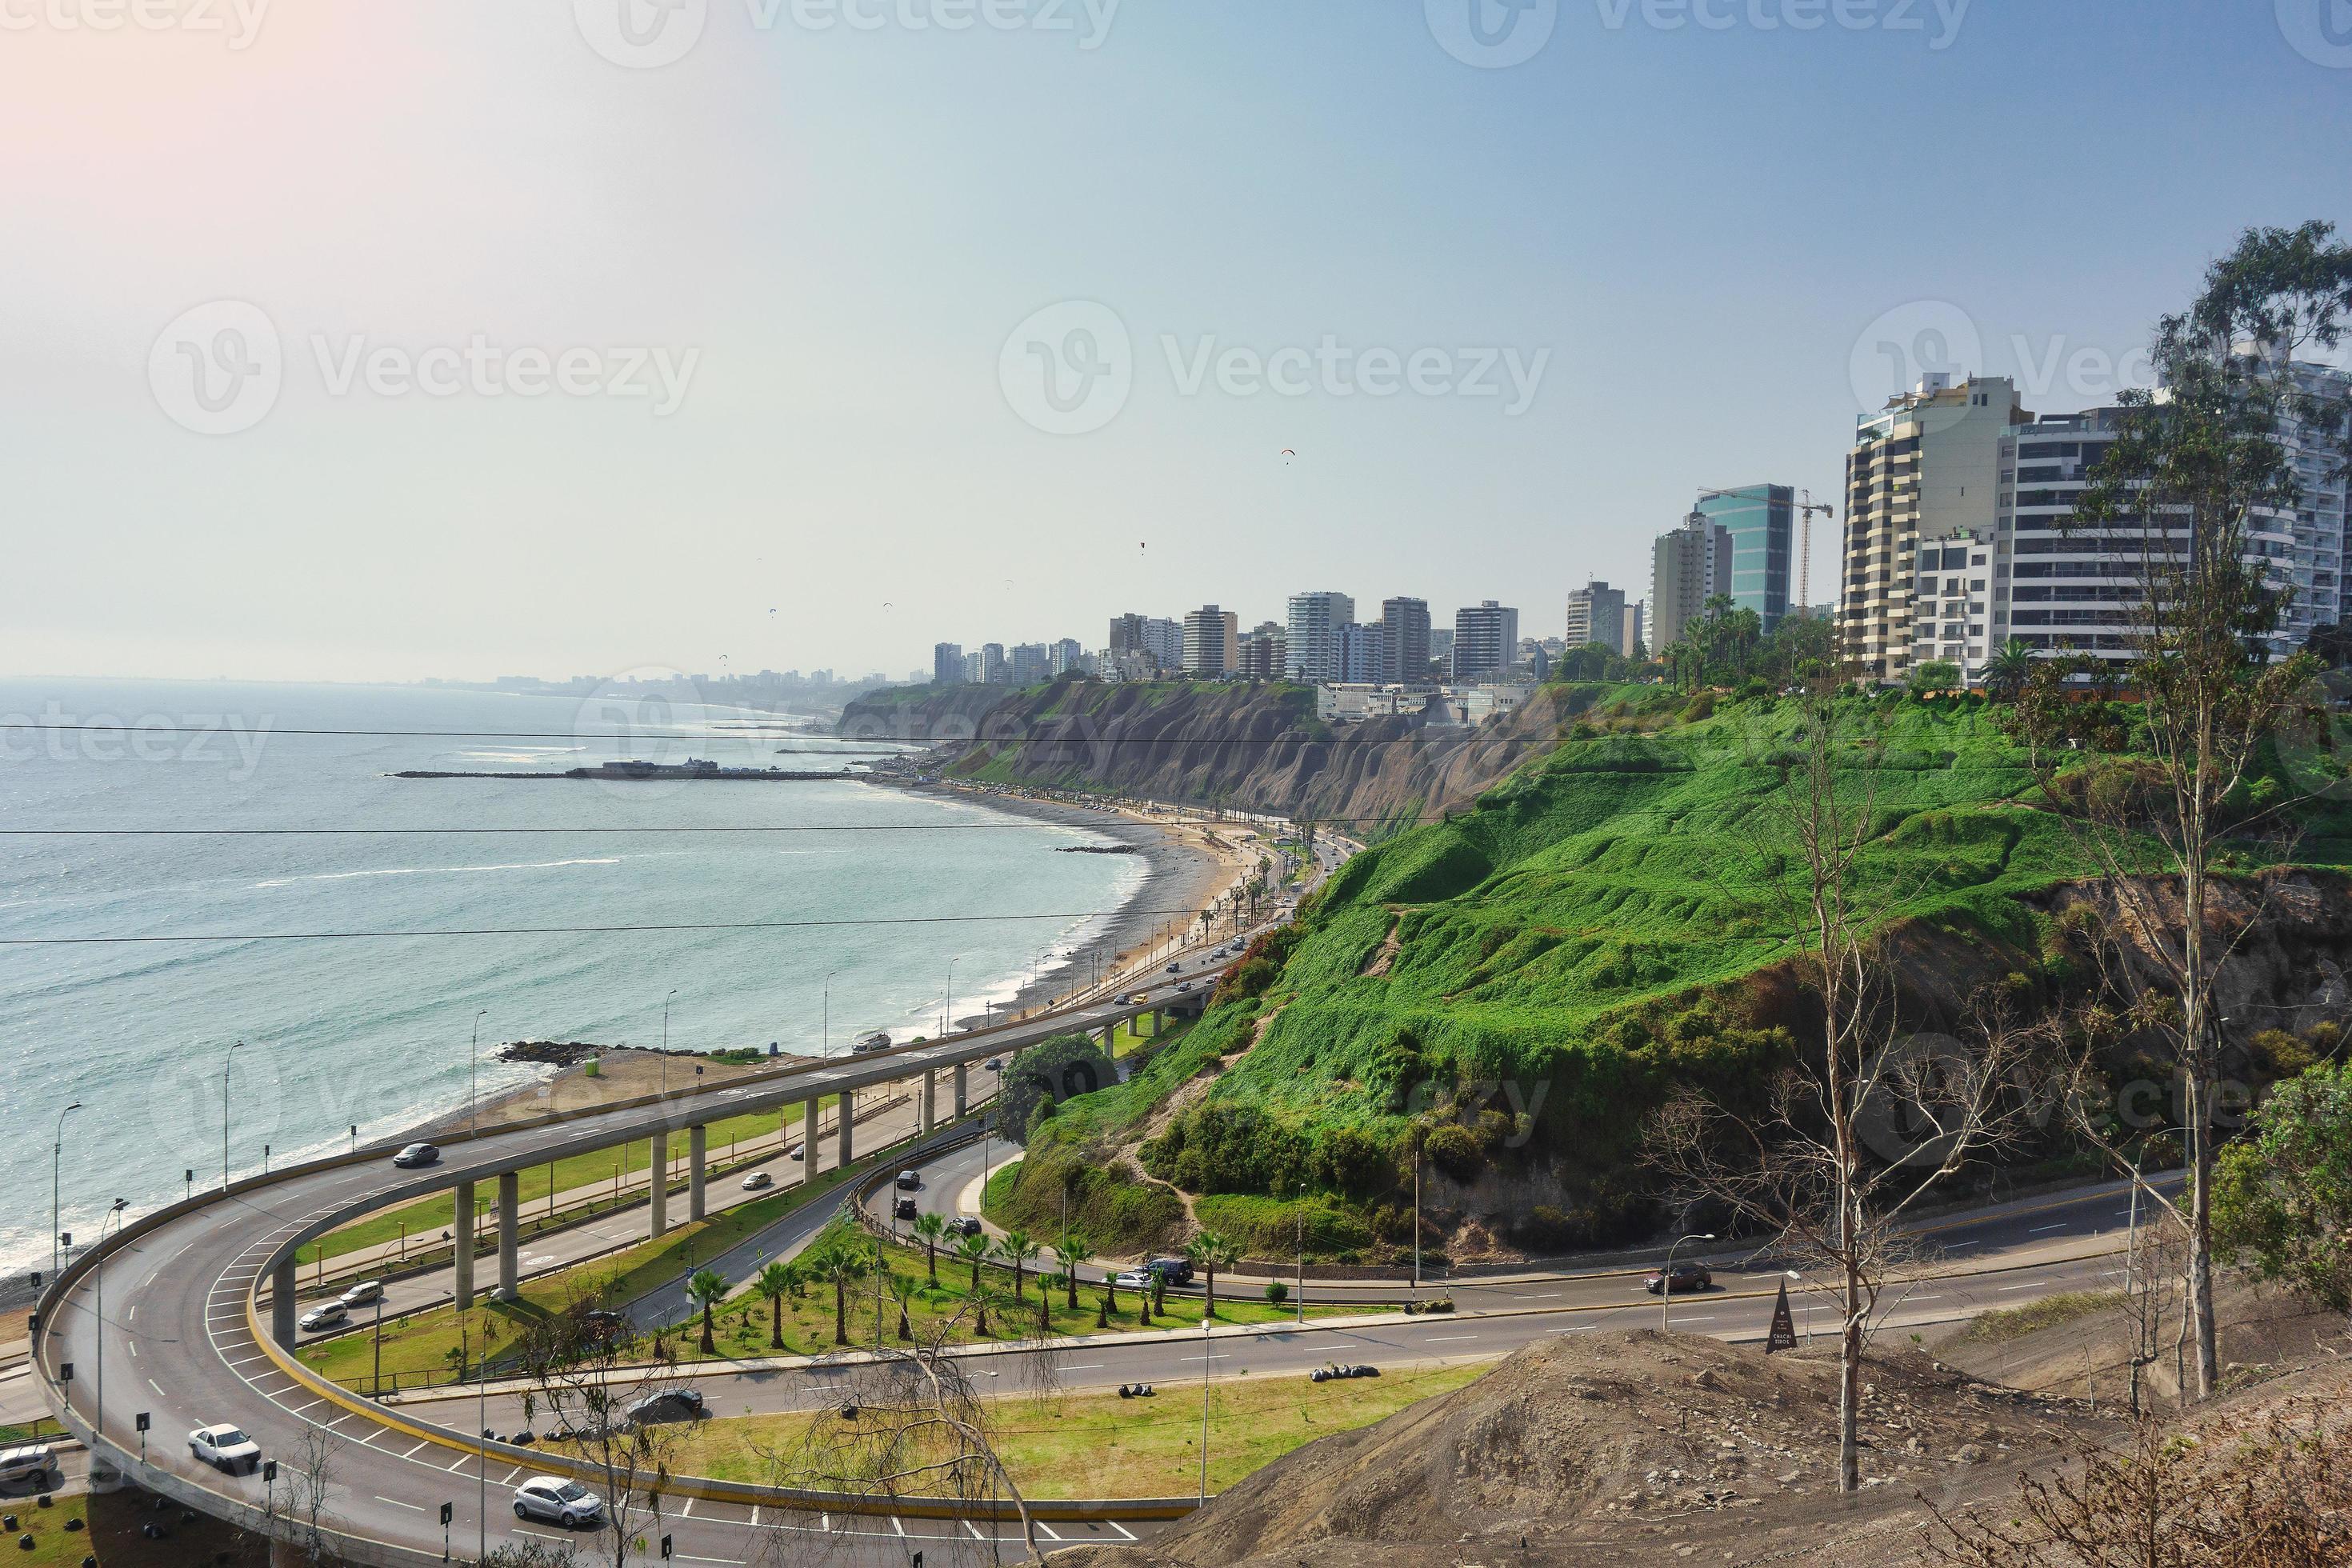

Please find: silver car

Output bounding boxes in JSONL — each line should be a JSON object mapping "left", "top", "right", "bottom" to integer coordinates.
{"left": 512, "top": 1475, "right": 603, "bottom": 1527}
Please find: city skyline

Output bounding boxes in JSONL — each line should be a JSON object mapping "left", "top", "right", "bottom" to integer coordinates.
{"left": 7, "top": 6, "right": 2349, "bottom": 683}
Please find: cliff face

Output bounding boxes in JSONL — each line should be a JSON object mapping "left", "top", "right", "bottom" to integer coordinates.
{"left": 841, "top": 679, "right": 1596, "bottom": 834}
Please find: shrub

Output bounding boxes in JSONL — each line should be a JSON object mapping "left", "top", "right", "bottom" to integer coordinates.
{"left": 1264, "top": 1281, "right": 1289, "bottom": 1305}
{"left": 1422, "top": 1125, "right": 1483, "bottom": 1182}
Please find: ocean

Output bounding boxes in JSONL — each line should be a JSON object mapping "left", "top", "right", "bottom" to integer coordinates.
{"left": 0, "top": 678, "right": 1145, "bottom": 1281}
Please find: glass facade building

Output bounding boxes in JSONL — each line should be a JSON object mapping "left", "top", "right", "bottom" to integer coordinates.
{"left": 1695, "top": 483, "right": 1795, "bottom": 631}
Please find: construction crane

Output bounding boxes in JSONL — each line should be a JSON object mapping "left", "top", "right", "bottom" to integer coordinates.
{"left": 1796, "top": 490, "right": 1835, "bottom": 614}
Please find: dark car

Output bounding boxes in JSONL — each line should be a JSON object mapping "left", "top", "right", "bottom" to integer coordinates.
{"left": 954, "top": 1217, "right": 983, "bottom": 1238}
{"left": 894, "top": 1197, "right": 918, "bottom": 1221}
{"left": 1644, "top": 1262, "right": 1712, "bottom": 1295}
{"left": 391, "top": 1142, "right": 439, "bottom": 1168}
{"left": 895, "top": 1170, "right": 921, "bottom": 1191}
{"left": 625, "top": 1388, "right": 708, "bottom": 1429}
{"left": 1147, "top": 1257, "right": 1195, "bottom": 1285}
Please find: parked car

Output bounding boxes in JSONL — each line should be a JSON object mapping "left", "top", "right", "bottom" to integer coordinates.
{"left": 894, "top": 1197, "right": 919, "bottom": 1221}
{"left": 895, "top": 1170, "right": 922, "bottom": 1191}
{"left": 297, "top": 1302, "right": 348, "bottom": 1332}
{"left": 512, "top": 1476, "right": 604, "bottom": 1528}
{"left": 578, "top": 1309, "right": 628, "bottom": 1344}
{"left": 1310, "top": 1362, "right": 1381, "bottom": 1383}
{"left": 1644, "top": 1262, "right": 1712, "bottom": 1295}
{"left": 187, "top": 1425, "right": 262, "bottom": 1474}
{"left": 1111, "top": 1269, "right": 1154, "bottom": 1290}
{"left": 954, "top": 1217, "right": 983, "bottom": 1238}
{"left": 391, "top": 1142, "right": 439, "bottom": 1169}
{"left": 1147, "top": 1257, "right": 1195, "bottom": 1284}
{"left": 625, "top": 1388, "right": 708, "bottom": 1429}
{"left": 742, "top": 1170, "right": 774, "bottom": 1191}
{"left": 337, "top": 1280, "right": 384, "bottom": 1309}
{"left": 0, "top": 1445, "right": 58, "bottom": 1489}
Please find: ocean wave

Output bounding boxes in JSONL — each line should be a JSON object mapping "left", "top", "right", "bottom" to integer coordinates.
{"left": 253, "top": 857, "right": 623, "bottom": 890}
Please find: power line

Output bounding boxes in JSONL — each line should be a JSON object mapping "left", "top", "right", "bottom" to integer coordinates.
{"left": 7, "top": 720, "right": 1538, "bottom": 746}
{"left": 0, "top": 818, "right": 1421, "bottom": 837}
{"left": 0, "top": 906, "right": 1242, "bottom": 946}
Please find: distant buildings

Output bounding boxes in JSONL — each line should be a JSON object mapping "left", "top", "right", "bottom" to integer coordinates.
{"left": 1695, "top": 483, "right": 1795, "bottom": 631}
{"left": 1182, "top": 606, "right": 1239, "bottom": 676}
{"left": 1380, "top": 596, "right": 1431, "bottom": 684}
{"left": 1650, "top": 510, "right": 1733, "bottom": 653}
{"left": 1008, "top": 642, "right": 1051, "bottom": 685}
{"left": 1285, "top": 591, "right": 1354, "bottom": 682}
{"left": 1563, "top": 581, "right": 1627, "bottom": 654}
{"left": 932, "top": 642, "right": 964, "bottom": 686}
{"left": 1450, "top": 601, "right": 1520, "bottom": 683}
{"left": 1238, "top": 621, "right": 1287, "bottom": 682}
{"left": 980, "top": 642, "right": 1007, "bottom": 684}
{"left": 1338, "top": 620, "right": 1385, "bottom": 683}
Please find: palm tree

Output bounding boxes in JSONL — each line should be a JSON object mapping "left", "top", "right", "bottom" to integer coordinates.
{"left": 1054, "top": 1238, "right": 1094, "bottom": 1311}
{"left": 954, "top": 1230, "right": 990, "bottom": 1294}
{"left": 1185, "top": 1230, "right": 1239, "bottom": 1320}
{"left": 886, "top": 1271, "right": 915, "bottom": 1342}
{"left": 810, "top": 1234, "right": 871, "bottom": 1347}
{"left": 996, "top": 1229, "right": 1039, "bottom": 1303}
{"left": 912, "top": 1212, "right": 948, "bottom": 1288}
{"left": 755, "top": 1262, "right": 796, "bottom": 1350}
{"left": 1983, "top": 636, "right": 2035, "bottom": 701}
{"left": 686, "top": 1267, "right": 730, "bottom": 1355}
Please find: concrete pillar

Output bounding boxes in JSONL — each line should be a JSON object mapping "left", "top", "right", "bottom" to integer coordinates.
{"left": 920, "top": 1069, "right": 936, "bottom": 1137}
{"left": 271, "top": 1258, "right": 297, "bottom": 1345}
{"left": 453, "top": 1179, "right": 476, "bottom": 1310}
{"left": 838, "top": 1088, "right": 854, "bottom": 1166}
{"left": 954, "top": 1062, "right": 969, "bottom": 1118}
{"left": 496, "top": 1171, "right": 519, "bottom": 1300}
{"left": 649, "top": 1131, "right": 670, "bottom": 1238}
{"left": 688, "top": 1126, "right": 707, "bottom": 1222}
{"left": 802, "top": 1098, "right": 819, "bottom": 1173}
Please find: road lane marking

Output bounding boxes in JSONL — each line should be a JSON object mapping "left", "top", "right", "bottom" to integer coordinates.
{"left": 680, "top": 1497, "right": 695, "bottom": 1518}
{"left": 401, "top": 1440, "right": 430, "bottom": 1459}
{"left": 1036, "top": 1522, "right": 1063, "bottom": 1541}
{"left": 1110, "top": 1522, "right": 1138, "bottom": 1541}
{"left": 374, "top": 1495, "right": 428, "bottom": 1512}
{"left": 502, "top": 1466, "right": 522, "bottom": 1484}
{"left": 1422, "top": 1334, "right": 1479, "bottom": 1343}
{"left": 1998, "top": 1282, "right": 2038, "bottom": 1292}
{"left": 1510, "top": 1292, "right": 1562, "bottom": 1301}
{"left": 2030, "top": 1223, "right": 2068, "bottom": 1234}
{"left": 146, "top": 1378, "right": 168, "bottom": 1398}
{"left": 891, "top": 1517, "right": 906, "bottom": 1536}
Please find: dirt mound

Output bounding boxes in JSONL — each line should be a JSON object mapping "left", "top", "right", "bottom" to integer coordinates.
{"left": 1051, "top": 1329, "right": 2092, "bottom": 1567}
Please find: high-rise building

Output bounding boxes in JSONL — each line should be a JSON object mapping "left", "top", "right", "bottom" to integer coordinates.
{"left": 1050, "top": 638, "right": 1086, "bottom": 677}
{"left": 1009, "top": 643, "right": 1052, "bottom": 685}
{"left": 1450, "top": 601, "right": 1520, "bottom": 683}
{"left": 1695, "top": 483, "right": 1796, "bottom": 631}
{"left": 980, "top": 642, "right": 1007, "bottom": 684}
{"left": 1337, "top": 621, "right": 1386, "bottom": 683}
{"left": 1111, "top": 614, "right": 1183, "bottom": 673}
{"left": 1285, "top": 591, "right": 1355, "bottom": 682}
{"left": 1237, "top": 621, "right": 1287, "bottom": 681}
{"left": 1108, "top": 614, "right": 1147, "bottom": 657}
{"left": 1563, "top": 581, "right": 1627, "bottom": 653}
{"left": 963, "top": 650, "right": 985, "bottom": 682}
{"left": 1842, "top": 374, "right": 2032, "bottom": 684}
{"left": 1651, "top": 511, "right": 1734, "bottom": 653}
{"left": 1379, "top": 597, "right": 1431, "bottom": 684}
{"left": 1182, "top": 606, "right": 1239, "bottom": 676}
{"left": 1624, "top": 602, "right": 1646, "bottom": 658}
{"left": 932, "top": 642, "right": 964, "bottom": 686}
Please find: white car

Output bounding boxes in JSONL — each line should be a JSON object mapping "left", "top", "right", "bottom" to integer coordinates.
{"left": 187, "top": 1425, "right": 262, "bottom": 1474}
{"left": 297, "top": 1302, "right": 348, "bottom": 1331}
{"left": 1111, "top": 1269, "right": 1154, "bottom": 1290}
{"left": 512, "top": 1475, "right": 604, "bottom": 1527}
{"left": 741, "top": 1170, "right": 774, "bottom": 1191}
{"left": 338, "top": 1280, "right": 384, "bottom": 1309}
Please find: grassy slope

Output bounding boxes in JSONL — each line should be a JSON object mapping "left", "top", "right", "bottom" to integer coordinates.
{"left": 998, "top": 684, "right": 2352, "bottom": 1250}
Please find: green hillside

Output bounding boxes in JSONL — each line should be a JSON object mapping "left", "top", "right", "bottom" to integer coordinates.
{"left": 990, "top": 683, "right": 2350, "bottom": 1261}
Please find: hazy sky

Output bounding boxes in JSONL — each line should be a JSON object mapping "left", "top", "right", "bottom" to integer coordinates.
{"left": 6, "top": 0, "right": 2349, "bottom": 684}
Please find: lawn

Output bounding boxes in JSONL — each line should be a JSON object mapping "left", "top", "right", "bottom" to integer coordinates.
{"left": 298, "top": 1100, "right": 835, "bottom": 1269}
{"left": 664, "top": 1359, "right": 1493, "bottom": 1498}
{"left": 0, "top": 1489, "right": 94, "bottom": 1568}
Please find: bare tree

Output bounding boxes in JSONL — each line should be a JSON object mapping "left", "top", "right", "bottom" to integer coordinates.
{"left": 2010, "top": 222, "right": 2352, "bottom": 1399}
{"left": 274, "top": 1422, "right": 345, "bottom": 1566}
{"left": 1651, "top": 683, "right": 2035, "bottom": 1494}
{"left": 514, "top": 1290, "right": 687, "bottom": 1568}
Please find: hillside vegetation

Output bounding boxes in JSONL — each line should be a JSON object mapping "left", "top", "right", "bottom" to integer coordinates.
{"left": 990, "top": 684, "right": 2352, "bottom": 1261}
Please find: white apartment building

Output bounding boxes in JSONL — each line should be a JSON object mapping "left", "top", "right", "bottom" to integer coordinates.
{"left": 1182, "top": 605, "right": 1239, "bottom": 676}
{"left": 1286, "top": 591, "right": 1355, "bottom": 682}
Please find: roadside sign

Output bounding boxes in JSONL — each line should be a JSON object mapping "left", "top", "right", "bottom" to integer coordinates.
{"left": 1765, "top": 1279, "right": 1798, "bottom": 1354}
{"left": 134, "top": 1412, "right": 150, "bottom": 1432}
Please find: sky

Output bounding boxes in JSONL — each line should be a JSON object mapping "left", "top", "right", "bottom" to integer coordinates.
{"left": 5, "top": 0, "right": 2350, "bottom": 685}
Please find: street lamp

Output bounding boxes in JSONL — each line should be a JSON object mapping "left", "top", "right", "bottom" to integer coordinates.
{"left": 942, "top": 959, "right": 958, "bottom": 1037}
{"left": 662, "top": 988, "right": 679, "bottom": 1098}
{"left": 51, "top": 1101, "right": 82, "bottom": 1282}
{"left": 822, "top": 969, "right": 838, "bottom": 1055}
{"left": 93, "top": 1197, "right": 128, "bottom": 1442}
{"left": 1662, "top": 1232, "right": 1715, "bottom": 1334}
{"left": 469, "top": 1010, "right": 487, "bottom": 1131}
{"left": 221, "top": 1041, "right": 243, "bottom": 1191}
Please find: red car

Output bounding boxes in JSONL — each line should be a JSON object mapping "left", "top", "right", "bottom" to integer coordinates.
{"left": 1644, "top": 1263, "right": 1711, "bottom": 1295}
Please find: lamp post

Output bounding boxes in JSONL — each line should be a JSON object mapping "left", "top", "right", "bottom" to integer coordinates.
{"left": 822, "top": 970, "right": 838, "bottom": 1056}
{"left": 94, "top": 1198, "right": 128, "bottom": 1442}
{"left": 221, "top": 1041, "right": 243, "bottom": 1191}
{"left": 1662, "top": 1233, "right": 1715, "bottom": 1334}
{"left": 52, "top": 1101, "right": 82, "bottom": 1282}
{"left": 662, "top": 988, "right": 679, "bottom": 1098}
{"left": 469, "top": 1010, "right": 487, "bottom": 1131}
{"left": 1198, "top": 1314, "right": 1213, "bottom": 1506}
{"left": 942, "top": 959, "right": 958, "bottom": 1037}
